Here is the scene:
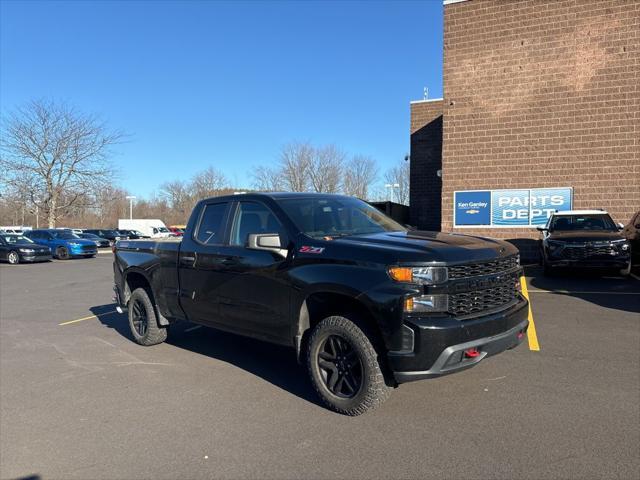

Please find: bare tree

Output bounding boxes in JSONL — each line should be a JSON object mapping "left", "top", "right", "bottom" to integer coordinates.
{"left": 0, "top": 99, "right": 123, "bottom": 227}
{"left": 161, "top": 179, "right": 193, "bottom": 217}
{"left": 308, "top": 144, "right": 344, "bottom": 193}
{"left": 279, "top": 141, "right": 313, "bottom": 192}
{"left": 384, "top": 160, "right": 410, "bottom": 205}
{"left": 343, "top": 155, "right": 378, "bottom": 200}
{"left": 189, "top": 166, "right": 228, "bottom": 201}
{"left": 252, "top": 165, "right": 284, "bottom": 191}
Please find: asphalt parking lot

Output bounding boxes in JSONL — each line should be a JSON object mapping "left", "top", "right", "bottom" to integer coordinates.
{"left": 1, "top": 254, "right": 639, "bottom": 480}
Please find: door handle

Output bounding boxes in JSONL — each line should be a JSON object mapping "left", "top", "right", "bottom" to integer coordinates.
{"left": 180, "top": 255, "right": 196, "bottom": 266}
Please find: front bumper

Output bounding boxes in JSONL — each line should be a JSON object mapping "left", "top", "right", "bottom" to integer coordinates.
{"left": 70, "top": 246, "right": 97, "bottom": 256}
{"left": 389, "top": 299, "right": 529, "bottom": 383}
{"left": 545, "top": 257, "right": 630, "bottom": 269}
{"left": 20, "top": 253, "right": 52, "bottom": 263}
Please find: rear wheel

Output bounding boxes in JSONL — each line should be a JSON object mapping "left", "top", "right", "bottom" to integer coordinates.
{"left": 128, "top": 287, "right": 167, "bottom": 346}
{"left": 307, "top": 315, "right": 392, "bottom": 416}
{"left": 7, "top": 251, "right": 20, "bottom": 265}
{"left": 56, "top": 246, "right": 70, "bottom": 260}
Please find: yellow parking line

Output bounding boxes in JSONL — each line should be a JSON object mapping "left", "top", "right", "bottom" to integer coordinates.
{"left": 520, "top": 276, "right": 540, "bottom": 351}
{"left": 58, "top": 310, "right": 117, "bottom": 326}
{"left": 528, "top": 289, "right": 638, "bottom": 295}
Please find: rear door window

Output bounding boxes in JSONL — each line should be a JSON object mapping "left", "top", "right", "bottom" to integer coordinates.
{"left": 196, "top": 202, "right": 229, "bottom": 245}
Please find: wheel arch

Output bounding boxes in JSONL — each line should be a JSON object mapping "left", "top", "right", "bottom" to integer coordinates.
{"left": 122, "top": 268, "right": 170, "bottom": 326}
{"left": 294, "top": 290, "right": 385, "bottom": 363}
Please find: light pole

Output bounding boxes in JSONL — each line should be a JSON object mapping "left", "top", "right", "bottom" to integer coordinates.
{"left": 384, "top": 183, "right": 400, "bottom": 202}
{"left": 125, "top": 196, "right": 136, "bottom": 220}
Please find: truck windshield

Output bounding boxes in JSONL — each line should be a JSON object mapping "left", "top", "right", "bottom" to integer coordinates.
{"left": 550, "top": 214, "right": 617, "bottom": 231}
{"left": 277, "top": 197, "right": 406, "bottom": 239}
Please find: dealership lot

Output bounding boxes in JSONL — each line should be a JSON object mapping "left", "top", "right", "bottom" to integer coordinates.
{"left": 1, "top": 255, "right": 638, "bottom": 480}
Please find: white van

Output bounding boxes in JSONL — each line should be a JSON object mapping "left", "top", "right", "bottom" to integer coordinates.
{"left": 118, "top": 219, "right": 174, "bottom": 239}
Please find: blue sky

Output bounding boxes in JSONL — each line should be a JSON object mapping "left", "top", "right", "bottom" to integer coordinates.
{"left": 0, "top": 0, "right": 443, "bottom": 198}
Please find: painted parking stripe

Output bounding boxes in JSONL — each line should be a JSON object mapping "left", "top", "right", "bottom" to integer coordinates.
{"left": 58, "top": 310, "right": 117, "bottom": 326}
{"left": 520, "top": 276, "right": 540, "bottom": 352}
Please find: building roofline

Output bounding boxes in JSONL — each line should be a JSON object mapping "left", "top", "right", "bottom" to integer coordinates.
{"left": 410, "top": 98, "right": 444, "bottom": 105}
{"left": 443, "top": 0, "right": 470, "bottom": 5}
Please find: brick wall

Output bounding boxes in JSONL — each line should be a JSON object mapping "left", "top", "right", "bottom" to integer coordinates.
{"left": 410, "top": 99, "right": 443, "bottom": 230}
{"left": 441, "top": 0, "right": 640, "bottom": 259}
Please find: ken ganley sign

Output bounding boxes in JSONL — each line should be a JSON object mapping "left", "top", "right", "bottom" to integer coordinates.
{"left": 454, "top": 188, "right": 572, "bottom": 227}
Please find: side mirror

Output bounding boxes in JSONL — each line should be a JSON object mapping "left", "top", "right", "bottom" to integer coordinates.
{"left": 617, "top": 222, "right": 624, "bottom": 230}
{"left": 247, "top": 233, "right": 288, "bottom": 258}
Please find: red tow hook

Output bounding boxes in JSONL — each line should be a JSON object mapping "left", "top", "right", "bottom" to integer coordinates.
{"left": 464, "top": 347, "right": 480, "bottom": 359}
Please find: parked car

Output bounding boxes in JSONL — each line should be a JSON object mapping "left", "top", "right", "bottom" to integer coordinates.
{"left": 25, "top": 229, "right": 97, "bottom": 259}
{"left": 116, "top": 229, "right": 149, "bottom": 239}
{"left": 118, "top": 219, "right": 173, "bottom": 238}
{"left": 538, "top": 210, "right": 632, "bottom": 276}
{"left": 77, "top": 232, "right": 111, "bottom": 248}
{"left": 83, "top": 229, "right": 128, "bottom": 245}
{"left": 168, "top": 226, "right": 184, "bottom": 236}
{"left": 0, "top": 234, "right": 51, "bottom": 264}
{"left": 0, "top": 226, "right": 31, "bottom": 234}
{"left": 113, "top": 193, "right": 528, "bottom": 415}
{"left": 622, "top": 210, "right": 640, "bottom": 266}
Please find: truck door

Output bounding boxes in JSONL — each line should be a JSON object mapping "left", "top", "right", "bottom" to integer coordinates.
{"left": 214, "top": 200, "right": 291, "bottom": 344}
{"left": 178, "top": 200, "right": 231, "bottom": 327}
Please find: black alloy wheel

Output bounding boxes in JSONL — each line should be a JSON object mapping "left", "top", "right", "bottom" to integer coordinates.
{"left": 317, "top": 335, "right": 363, "bottom": 398}
{"left": 131, "top": 298, "right": 148, "bottom": 336}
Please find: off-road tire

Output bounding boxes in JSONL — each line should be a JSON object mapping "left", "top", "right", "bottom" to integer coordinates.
{"left": 306, "top": 315, "right": 392, "bottom": 416}
{"left": 56, "top": 246, "right": 70, "bottom": 260}
{"left": 128, "top": 287, "right": 167, "bottom": 346}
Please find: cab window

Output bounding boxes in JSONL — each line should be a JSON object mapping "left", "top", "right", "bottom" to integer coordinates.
{"left": 230, "top": 201, "right": 283, "bottom": 246}
{"left": 196, "top": 202, "right": 229, "bottom": 245}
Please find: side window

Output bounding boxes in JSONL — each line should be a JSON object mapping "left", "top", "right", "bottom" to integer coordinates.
{"left": 196, "top": 202, "right": 228, "bottom": 245}
{"left": 230, "top": 201, "right": 283, "bottom": 246}
{"left": 152, "top": 228, "right": 158, "bottom": 234}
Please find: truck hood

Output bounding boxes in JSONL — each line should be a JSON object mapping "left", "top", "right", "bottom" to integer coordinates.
{"left": 548, "top": 231, "right": 624, "bottom": 242}
{"left": 331, "top": 230, "right": 517, "bottom": 264}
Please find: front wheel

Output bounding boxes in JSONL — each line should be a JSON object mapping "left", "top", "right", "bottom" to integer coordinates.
{"left": 56, "top": 246, "right": 70, "bottom": 260}
{"left": 128, "top": 287, "right": 167, "bottom": 346}
{"left": 7, "top": 251, "right": 20, "bottom": 264}
{"left": 306, "top": 316, "right": 392, "bottom": 416}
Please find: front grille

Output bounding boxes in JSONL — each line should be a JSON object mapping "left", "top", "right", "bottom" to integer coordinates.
{"left": 561, "top": 245, "right": 613, "bottom": 260}
{"left": 449, "top": 279, "right": 519, "bottom": 318}
{"left": 448, "top": 255, "right": 519, "bottom": 280}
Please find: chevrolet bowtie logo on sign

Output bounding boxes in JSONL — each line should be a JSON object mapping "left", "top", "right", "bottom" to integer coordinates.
{"left": 454, "top": 187, "right": 573, "bottom": 228}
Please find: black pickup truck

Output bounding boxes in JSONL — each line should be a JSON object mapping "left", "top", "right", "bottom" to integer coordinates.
{"left": 113, "top": 193, "right": 528, "bottom": 415}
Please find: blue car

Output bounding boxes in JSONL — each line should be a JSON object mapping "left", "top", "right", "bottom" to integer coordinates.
{"left": 25, "top": 229, "right": 98, "bottom": 259}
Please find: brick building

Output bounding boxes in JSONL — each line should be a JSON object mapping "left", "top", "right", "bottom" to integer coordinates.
{"left": 410, "top": 0, "right": 639, "bottom": 259}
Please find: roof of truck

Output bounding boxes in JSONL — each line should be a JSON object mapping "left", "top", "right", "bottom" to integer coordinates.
{"left": 553, "top": 210, "right": 609, "bottom": 215}
{"left": 207, "top": 192, "right": 356, "bottom": 202}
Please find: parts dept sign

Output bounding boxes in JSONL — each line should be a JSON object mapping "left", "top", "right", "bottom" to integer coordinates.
{"left": 454, "top": 188, "right": 572, "bottom": 227}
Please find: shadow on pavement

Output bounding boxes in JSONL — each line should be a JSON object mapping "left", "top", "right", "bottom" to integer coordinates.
{"left": 90, "top": 304, "right": 322, "bottom": 408}
{"left": 526, "top": 266, "right": 640, "bottom": 314}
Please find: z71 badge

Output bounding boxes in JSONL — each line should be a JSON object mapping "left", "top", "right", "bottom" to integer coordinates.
{"left": 299, "top": 246, "right": 325, "bottom": 254}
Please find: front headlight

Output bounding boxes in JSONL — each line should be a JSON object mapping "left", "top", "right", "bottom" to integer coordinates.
{"left": 612, "top": 239, "right": 630, "bottom": 251}
{"left": 94, "top": 241, "right": 101, "bottom": 246}
{"left": 404, "top": 294, "right": 449, "bottom": 313}
{"left": 388, "top": 266, "right": 448, "bottom": 285}
{"left": 18, "top": 248, "right": 34, "bottom": 253}
{"left": 68, "top": 242, "right": 81, "bottom": 246}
